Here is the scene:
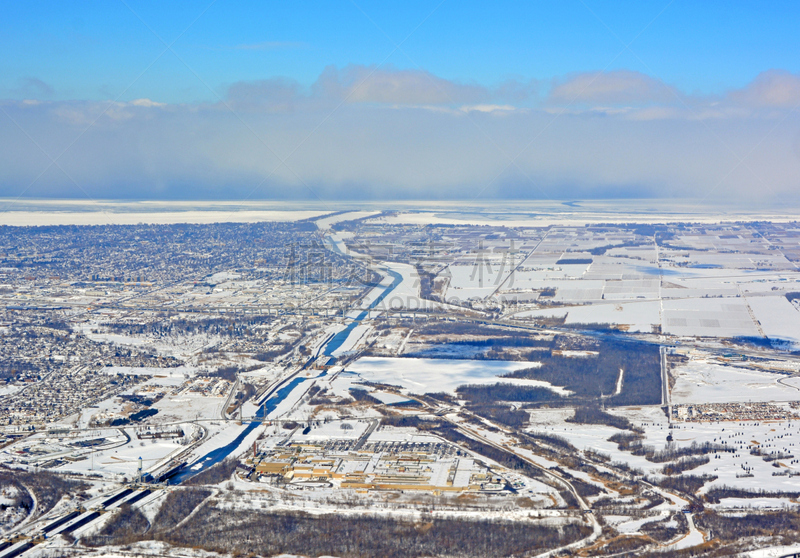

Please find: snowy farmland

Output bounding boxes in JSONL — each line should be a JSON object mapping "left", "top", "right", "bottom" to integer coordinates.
{"left": 513, "top": 300, "right": 660, "bottom": 332}
{"left": 670, "top": 359, "right": 800, "bottom": 404}
{"left": 662, "top": 297, "right": 760, "bottom": 338}
{"left": 747, "top": 295, "right": 800, "bottom": 348}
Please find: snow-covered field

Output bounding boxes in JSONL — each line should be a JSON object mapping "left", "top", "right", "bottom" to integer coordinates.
{"left": 514, "top": 300, "right": 660, "bottom": 332}
{"left": 59, "top": 437, "right": 185, "bottom": 478}
{"left": 527, "top": 404, "right": 800, "bottom": 495}
{"left": 365, "top": 202, "right": 800, "bottom": 227}
{"left": 344, "top": 356, "right": 567, "bottom": 395}
{"left": 291, "top": 419, "right": 370, "bottom": 442}
{"left": 0, "top": 385, "right": 21, "bottom": 397}
{"left": 444, "top": 262, "right": 512, "bottom": 301}
{"left": 747, "top": 295, "right": 800, "bottom": 347}
{"left": 154, "top": 394, "right": 228, "bottom": 422}
{"left": 743, "top": 543, "right": 800, "bottom": 557}
{"left": 671, "top": 359, "right": 799, "bottom": 404}
{"left": 662, "top": 297, "right": 760, "bottom": 338}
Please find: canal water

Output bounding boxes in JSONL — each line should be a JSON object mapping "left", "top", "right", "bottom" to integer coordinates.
{"left": 323, "top": 269, "right": 402, "bottom": 356}
{"left": 169, "top": 373, "right": 326, "bottom": 484}
{"left": 172, "top": 266, "right": 403, "bottom": 484}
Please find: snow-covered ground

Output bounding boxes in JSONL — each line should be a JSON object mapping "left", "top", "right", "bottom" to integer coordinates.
{"left": 748, "top": 295, "right": 800, "bottom": 348}
{"left": 58, "top": 436, "right": 185, "bottom": 478}
{"left": 154, "top": 393, "right": 228, "bottom": 422}
{"left": 671, "top": 359, "right": 799, "bottom": 404}
{"left": 742, "top": 543, "right": 800, "bottom": 557}
{"left": 0, "top": 385, "right": 21, "bottom": 397}
{"left": 667, "top": 513, "right": 705, "bottom": 551}
{"left": 514, "top": 300, "right": 660, "bottom": 332}
{"left": 316, "top": 210, "right": 381, "bottom": 230}
{"left": 662, "top": 297, "right": 760, "bottom": 338}
{"left": 528, "top": 404, "right": 800, "bottom": 495}
{"left": 344, "top": 356, "right": 567, "bottom": 395}
{"left": 707, "top": 497, "right": 799, "bottom": 510}
{"left": 607, "top": 511, "right": 670, "bottom": 533}
{"left": 75, "top": 321, "right": 221, "bottom": 361}
{"left": 206, "top": 271, "right": 240, "bottom": 283}
{"left": 291, "top": 419, "right": 370, "bottom": 442}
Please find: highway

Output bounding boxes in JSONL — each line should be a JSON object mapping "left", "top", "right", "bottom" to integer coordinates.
{"left": 661, "top": 345, "right": 671, "bottom": 421}
{"left": 0, "top": 487, "right": 158, "bottom": 558}
{"left": 448, "top": 417, "right": 602, "bottom": 556}
{"left": 402, "top": 390, "right": 603, "bottom": 556}
{"left": 408, "top": 387, "right": 712, "bottom": 555}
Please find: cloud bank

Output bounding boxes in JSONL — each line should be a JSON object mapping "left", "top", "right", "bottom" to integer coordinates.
{"left": 0, "top": 65, "right": 798, "bottom": 203}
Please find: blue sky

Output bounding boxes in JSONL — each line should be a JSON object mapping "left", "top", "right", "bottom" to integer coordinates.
{"left": 1, "top": 1, "right": 799, "bottom": 202}
{"left": 3, "top": 1, "right": 799, "bottom": 103}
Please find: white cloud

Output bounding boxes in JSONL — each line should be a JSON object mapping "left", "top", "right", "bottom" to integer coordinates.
{"left": 459, "top": 104, "right": 517, "bottom": 114}
{"left": 1, "top": 67, "right": 799, "bottom": 204}
{"left": 548, "top": 70, "right": 677, "bottom": 106}
{"left": 729, "top": 70, "right": 800, "bottom": 108}
{"left": 313, "top": 64, "right": 490, "bottom": 106}
{"left": 129, "top": 98, "right": 165, "bottom": 108}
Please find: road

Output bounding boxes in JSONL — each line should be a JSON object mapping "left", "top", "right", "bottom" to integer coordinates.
{"left": 640, "top": 479, "right": 706, "bottom": 551}
{"left": 414, "top": 388, "right": 711, "bottom": 555}
{"left": 488, "top": 230, "right": 550, "bottom": 298}
{"left": 0, "top": 487, "right": 161, "bottom": 558}
{"left": 221, "top": 376, "right": 240, "bottom": 419}
{"left": 661, "top": 345, "right": 670, "bottom": 420}
{"left": 352, "top": 419, "right": 379, "bottom": 451}
{"left": 445, "top": 417, "right": 603, "bottom": 556}
{"left": 404, "top": 390, "right": 603, "bottom": 555}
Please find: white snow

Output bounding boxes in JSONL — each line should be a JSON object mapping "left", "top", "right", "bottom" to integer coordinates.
{"left": 329, "top": 324, "right": 371, "bottom": 356}
{"left": 662, "top": 297, "right": 760, "bottom": 338}
{"left": 316, "top": 210, "right": 380, "bottom": 230}
{"left": 743, "top": 543, "right": 800, "bottom": 557}
{"left": 671, "top": 359, "right": 799, "bottom": 404}
{"left": 344, "top": 356, "right": 568, "bottom": 395}
{"left": 747, "top": 295, "right": 800, "bottom": 347}
{"left": 0, "top": 385, "right": 21, "bottom": 397}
